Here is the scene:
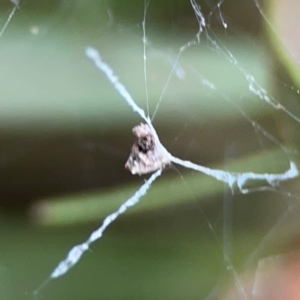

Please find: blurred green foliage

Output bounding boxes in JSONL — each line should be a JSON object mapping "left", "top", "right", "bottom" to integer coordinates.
{"left": 0, "top": 1, "right": 298, "bottom": 300}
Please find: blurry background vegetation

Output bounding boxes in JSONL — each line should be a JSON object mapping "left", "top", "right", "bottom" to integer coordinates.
{"left": 0, "top": 0, "right": 300, "bottom": 299}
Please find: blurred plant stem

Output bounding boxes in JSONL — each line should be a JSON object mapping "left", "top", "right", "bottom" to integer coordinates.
{"left": 32, "top": 147, "right": 288, "bottom": 226}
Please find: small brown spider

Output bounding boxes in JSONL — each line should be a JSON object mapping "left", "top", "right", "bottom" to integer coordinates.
{"left": 125, "top": 123, "right": 170, "bottom": 175}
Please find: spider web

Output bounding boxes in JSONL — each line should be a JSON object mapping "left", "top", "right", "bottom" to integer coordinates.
{"left": 0, "top": 0, "right": 18, "bottom": 38}
{"left": 1, "top": 0, "right": 300, "bottom": 299}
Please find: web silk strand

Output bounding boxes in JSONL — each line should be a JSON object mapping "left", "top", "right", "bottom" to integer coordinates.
{"left": 49, "top": 169, "right": 162, "bottom": 279}
{"left": 0, "top": 1, "right": 18, "bottom": 38}
{"left": 85, "top": 47, "right": 151, "bottom": 125}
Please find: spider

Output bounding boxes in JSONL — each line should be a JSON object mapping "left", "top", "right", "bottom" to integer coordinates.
{"left": 125, "top": 123, "right": 170, "bottom": 175}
